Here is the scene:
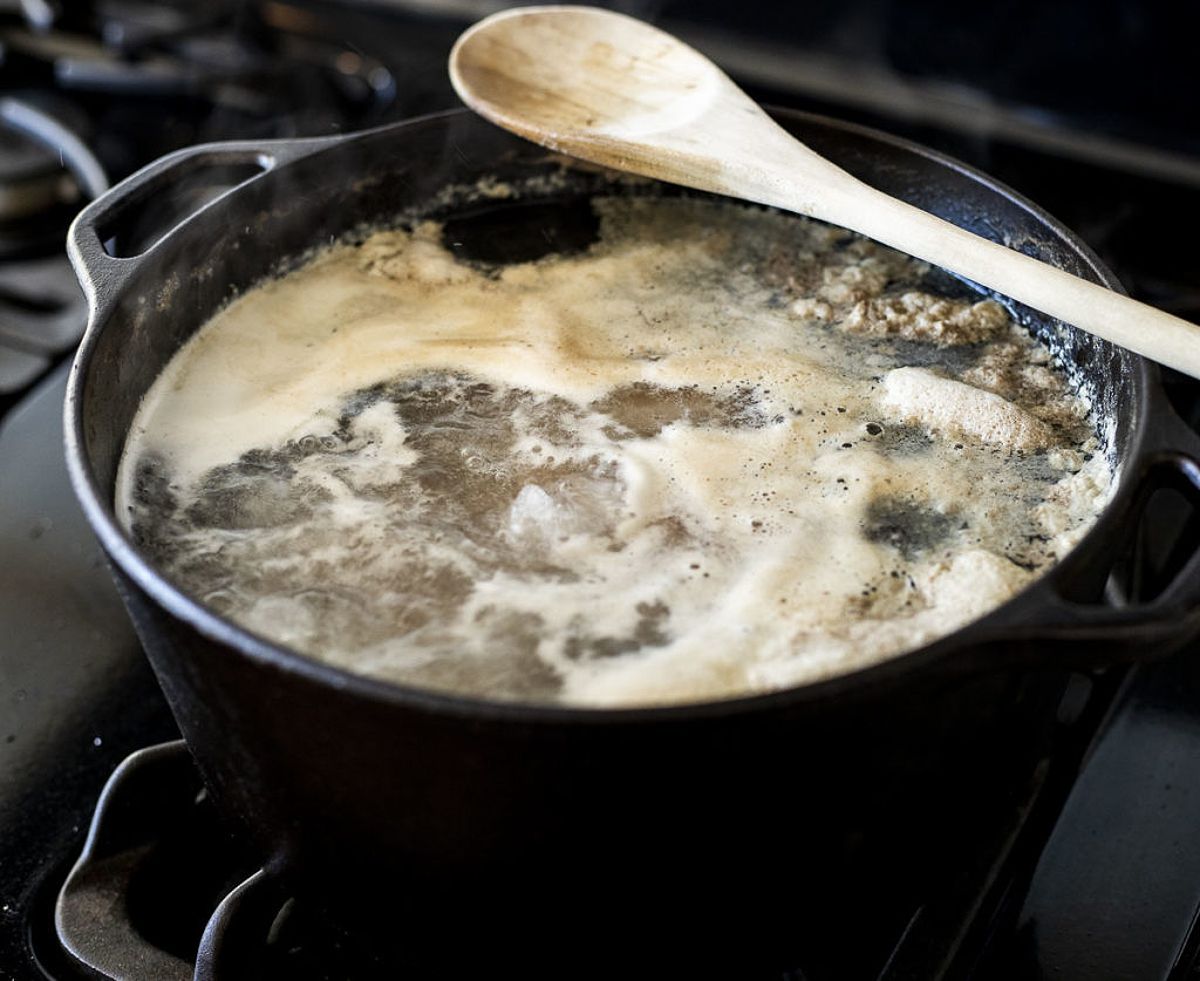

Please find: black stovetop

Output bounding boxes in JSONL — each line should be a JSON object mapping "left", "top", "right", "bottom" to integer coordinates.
{"left": 3, "top": 3, "right": 1200, "bottom": 979}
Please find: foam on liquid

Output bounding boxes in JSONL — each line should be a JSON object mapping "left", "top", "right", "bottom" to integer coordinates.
{"left": 117, "top": 195, "right": 1112, "bottom": 706}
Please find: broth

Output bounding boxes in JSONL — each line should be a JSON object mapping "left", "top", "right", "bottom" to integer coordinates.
{"left": 116, "top": 193, "right": 1112, "bottom": 706}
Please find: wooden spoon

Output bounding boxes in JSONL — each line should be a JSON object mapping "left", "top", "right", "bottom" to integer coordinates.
{"left": 450, "top": 5, "right": 1200, "bottom": 379}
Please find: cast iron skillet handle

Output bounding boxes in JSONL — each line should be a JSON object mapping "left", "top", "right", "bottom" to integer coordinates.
{"left": 67, "top": 134, "right": 341, "bottom": 314}
{"left": 970, "top": 411, "right": 1200, "bottom": 670}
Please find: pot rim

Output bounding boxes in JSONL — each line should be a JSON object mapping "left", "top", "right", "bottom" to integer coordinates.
{"left": 63, "top": 106, "right": 1153, "bottom": 725}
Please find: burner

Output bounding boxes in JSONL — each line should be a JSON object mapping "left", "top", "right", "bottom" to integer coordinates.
{"left": 0, "top": 98, "right": 104, "bottom": 257}
{"left": 0, "top": 98, "right": 104, "bottom": 402}
{"left": 0, "top": 122, "right": 78, "bottom": 226}
{"left": 52, "top": 744, "right": 412, "bottom": 980}
{"left": 54, "top": 743, "right": 255, "bottom": 981}
{"left": 0, "top": 254, "right": 89, "bottom": 351}
{"left": 0, "top": 253, "right": 89, "bottom": 397}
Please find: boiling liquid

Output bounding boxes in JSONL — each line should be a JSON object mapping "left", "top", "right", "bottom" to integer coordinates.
{"left": 117, "top": 195, "right": 1111, "bottom": 706}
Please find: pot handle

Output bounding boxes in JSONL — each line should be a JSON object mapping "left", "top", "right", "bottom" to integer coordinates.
{"left": 973, "top": 409, "right": 1200, "bottom": 669}
{"left": 67, "top": 134, "right": 341, "bottom": 310}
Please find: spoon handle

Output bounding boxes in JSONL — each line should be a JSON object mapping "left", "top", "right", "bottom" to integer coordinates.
{"left": 449, "top": 5, "right": 1200, "bottom": 379}
{"left": 785, "top": 173, "right": 1200, "bottom": 380}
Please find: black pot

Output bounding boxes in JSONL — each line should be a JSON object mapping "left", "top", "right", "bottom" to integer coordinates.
{"left": 64, "top": 109, "right": 1200, "bottom": 976}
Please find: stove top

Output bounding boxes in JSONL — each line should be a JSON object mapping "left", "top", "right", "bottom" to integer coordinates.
{"left": 2, "top": 2, "right": 1200, "bottom": 979}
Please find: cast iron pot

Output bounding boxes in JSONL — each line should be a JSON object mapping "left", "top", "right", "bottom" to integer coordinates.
{"left": 64, "top": 109, "right": 1200, "bottom": 976}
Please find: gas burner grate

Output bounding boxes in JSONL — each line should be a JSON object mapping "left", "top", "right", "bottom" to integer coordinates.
{"left": 0, "top": 1, "right": 398, "bottom": 160}
{"left": 0, "top": 98, "right": 104, "bottom": 401}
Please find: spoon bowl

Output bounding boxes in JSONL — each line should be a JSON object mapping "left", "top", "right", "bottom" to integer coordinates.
{"left": 451, "top": 5, "right": 1200, "bottom": 380}
{"left": 451, "top": 6, "right": 723, "bottom": 141}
